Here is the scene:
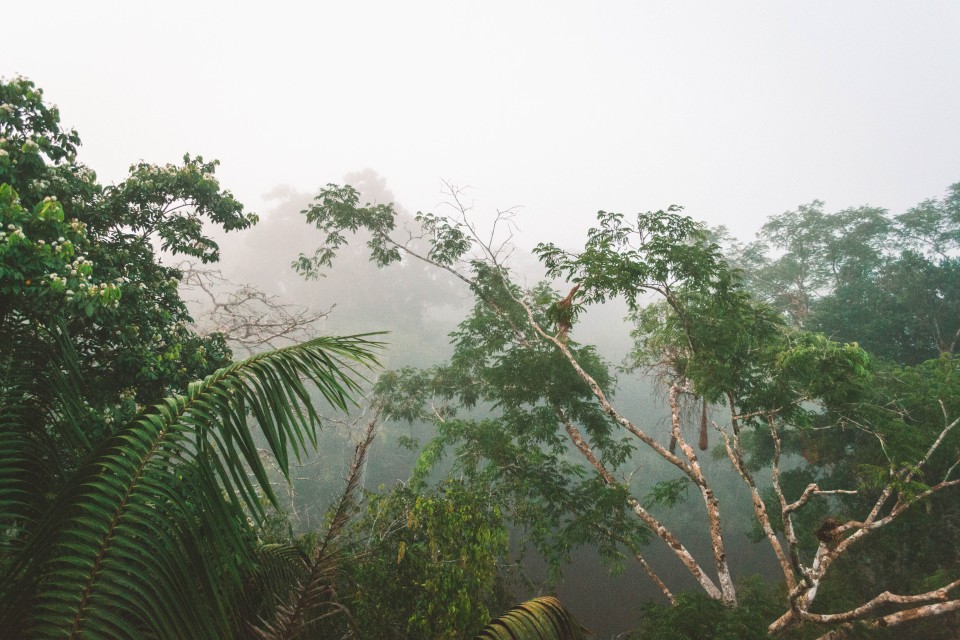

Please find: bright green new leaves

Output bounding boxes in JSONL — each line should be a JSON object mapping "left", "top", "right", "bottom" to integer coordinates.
{"left": 0, "top": 184, "right": 118, "bottom": 320}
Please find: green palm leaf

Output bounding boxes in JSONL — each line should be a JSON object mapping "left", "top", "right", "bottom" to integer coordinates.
{"left": 4, "top": 335, "right": 380, "bottom": 639}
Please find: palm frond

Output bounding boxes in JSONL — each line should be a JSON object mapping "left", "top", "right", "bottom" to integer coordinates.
{"left": 477, "top": 596, "right": 590, "bottom": 640}
{"left": 0, "top": 322, "right": 84, "bottom": 571}
{"left": 0, "top": 360, "right": 46, "bottom": 560}
{"left": 4, "top": 335, "right": 380, "bottom": 640}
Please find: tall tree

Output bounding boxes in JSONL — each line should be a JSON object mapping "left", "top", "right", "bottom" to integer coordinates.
{"left": 743, "top": 184, "right": 960, "bottom": 365}
{"left": 0, "top": 77, "right": 382, "bottom": 639}
{"left": 298, "top": 183, "right": 960, "bottom": 638}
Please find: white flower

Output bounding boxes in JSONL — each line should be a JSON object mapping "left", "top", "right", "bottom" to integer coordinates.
{"left": 0, "top": 149, "right": 8, "bottom": 158}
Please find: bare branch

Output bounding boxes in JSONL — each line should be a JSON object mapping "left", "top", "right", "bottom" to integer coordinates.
{"left": 179, "top": 261, "right": 329, "bottom": 355}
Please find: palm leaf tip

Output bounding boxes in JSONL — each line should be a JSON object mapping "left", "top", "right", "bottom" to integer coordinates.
{"left": 476, "top": 596, "right": 590, "bottom": 640}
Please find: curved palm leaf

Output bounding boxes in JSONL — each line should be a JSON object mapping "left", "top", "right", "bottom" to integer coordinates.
{"left": 3, "top": 335, "right": 380, "bottom": 639}
{"left": 477, "top": 596, "right": 589, "bottom": 640}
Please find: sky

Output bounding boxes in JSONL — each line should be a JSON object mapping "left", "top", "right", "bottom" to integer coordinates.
{"left": 6, "top": 1, "right": 960, "bottom": 250}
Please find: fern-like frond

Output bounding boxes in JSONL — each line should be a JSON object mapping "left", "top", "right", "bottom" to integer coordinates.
{"left": 6, "top": 335, "right": 380, "bottom": 640}
{"left": 477, "top": 596, "right": 590, "bottom": 640}
{"left": 0, "top": 359, "right": 46, "bottom": 561}
{"left": 0, "top": 322, "right": 85, "bottom": 575}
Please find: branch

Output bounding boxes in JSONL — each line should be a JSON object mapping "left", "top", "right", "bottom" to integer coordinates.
{"left": 716, "top": 416, "right": 796, "bottom": 591}
{"left": 179, "top": 262, "right": 329, "bottom": 354}
{"left": 553, "top": 405, "right": 722, "bottom": 601}
{"left": 799, "top": 579, "right": 960, "bottom": 626}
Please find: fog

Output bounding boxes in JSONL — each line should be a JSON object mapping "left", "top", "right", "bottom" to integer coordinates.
{"left": 6, "top": 2, "right": 960, "bottom": 247}
{"left": 7, "top": 2, "right": 960, "bottom": 636}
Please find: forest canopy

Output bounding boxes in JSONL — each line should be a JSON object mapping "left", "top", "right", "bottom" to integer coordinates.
{"left": 1, "top": 77, "right": 958, "bottom": 639}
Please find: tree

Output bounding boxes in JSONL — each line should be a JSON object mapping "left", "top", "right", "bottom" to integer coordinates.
{"left": 178, "top": 260, "right": 331, "bottom": 356}
{"left": 335, "top": 478, "right": 511, "bottom": 639}
{"left": 740, "top": 185, "right": 960, "bottom": 365}
{"left": 0, "top": 77, "right": 384, "bottom": 639}
{"left": 0, "top": 76, "right": 260, "bottom": 411}
{"left": 298, "top": 183, "right": 960, "bottom": 638}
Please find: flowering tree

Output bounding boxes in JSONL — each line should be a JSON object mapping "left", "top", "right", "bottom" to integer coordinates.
{"left": 0, "top": 77, "right": 384, "bottom": 639}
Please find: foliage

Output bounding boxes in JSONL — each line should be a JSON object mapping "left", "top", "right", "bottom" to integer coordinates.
{"left": 770, "top": 354, "right": 960, "bottom": 606}
{"left": 0, "top": 334, "right": 379, "bottom": 638}
{"left": 0, "top": 78, "right": 385, "bottom": 640}
{"left": 723, "top": 184, "right": 960, "bottom": 637}
{"left": 369, "top": 279, "right": 650, "bottom": 576}
{"left": 628, "top": 577, "right": 784, "bottom": 640}
{"left": 335, "top": 479, "right": 511, "bottom": 639}
{"left": 735, "top": 185, "right": 960, "bottom": 365}
{"left": 0, "top": 75, "right": 256, "bottom": 411}
{"left": 476, "top": 596, "right": 589, "bottom": 640}
{"left": 298, "top": 180, "right": 960, "bottom": 637}
{"left": 248, "top": 416, "right": 378, "bottom": 640}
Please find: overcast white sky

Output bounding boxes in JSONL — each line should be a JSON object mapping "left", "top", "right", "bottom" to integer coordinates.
{"left": 6, "top": 1, "right": 960, "bottom": 248}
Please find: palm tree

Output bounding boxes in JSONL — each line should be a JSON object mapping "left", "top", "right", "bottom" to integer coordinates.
{"left": 0, "top": 331, "right": 380, "bottom": 639}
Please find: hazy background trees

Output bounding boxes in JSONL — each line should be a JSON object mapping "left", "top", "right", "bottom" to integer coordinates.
{"left": 3, "top": 75, "right": 958, "bottom": 638}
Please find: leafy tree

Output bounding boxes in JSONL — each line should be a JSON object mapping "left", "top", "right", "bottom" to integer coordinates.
{"left": 0, "top": 77, "right": 384, "bottom": 639}
{"left": 808, "top": 251, "right": 960, "bottom": 365}
{"left": 896, "top": 182, "right": 960, "bottom": 260}
{"left": 298, "top": 183, "right": 960, "bottom": 638}
{"left": 740, "top": 185, "right": 960, "bottom": 365}
{"left": 335, "top": 479, "right": 511, "bottom": 639}
{"left": 0, "top": 76, "right": 254, "bottom": 412}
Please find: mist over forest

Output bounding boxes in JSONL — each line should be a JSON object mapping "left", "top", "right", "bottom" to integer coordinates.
{"left": 178, "top": 165, "right": 960, "bottom": 638}
{"left": 4, "top": 3, "right": 960, "bottom": 639}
